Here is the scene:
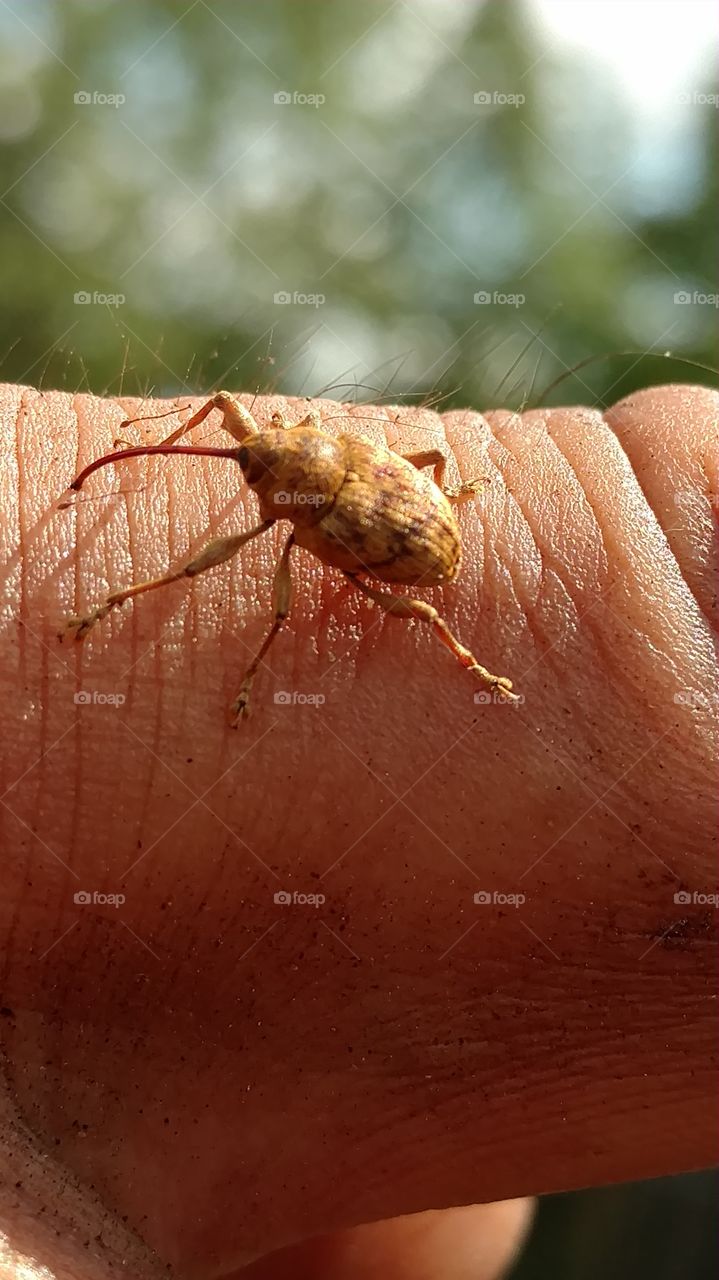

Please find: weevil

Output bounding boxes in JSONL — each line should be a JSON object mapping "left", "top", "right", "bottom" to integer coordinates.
{"left": 63, "top": 392, "right": 518, "bottom": 722}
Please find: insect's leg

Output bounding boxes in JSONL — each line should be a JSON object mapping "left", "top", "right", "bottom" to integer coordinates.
{"left": 64, "top": 519, "right": 275, "bottom": 641}
{"left": 442, "top": 476, "right": 488, "bottom": 504}
{"left": 269, "top": 407, "right": 321, "bottom": 431}
{"left": 402, "top": 449, "right": 446, "bottom": 480}
{"left": 345, "top": 573, "right": 518, "bottom": 700}
{"left": 401, "top": 450, "right": 487, "bottom": 505}
{"left": 294, "top": 408, "right": 322, "bottom": 430}
{"left": 159, "top": 391, "right": 260, "bottom": 446}
{"left": 230, "top": 533, "right": 295, "bottom": 724}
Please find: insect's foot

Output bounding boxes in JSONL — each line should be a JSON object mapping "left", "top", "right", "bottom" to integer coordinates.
{"left": 62, "top": 605, "right": 111, "bottom": 642}
{"left": 491, "top": 677, "right": 520, "bottom": 703}
{"left": 470, "top": 666, "right": 520, "bottom": 703}
{"left": 63, "top": 616, "right": 94, "bottom": 643}
{"left": 444, "top": 476, "right": 490, "bottom": 504}
{"left": 229, "top": 690, "right": 251, "bottom": 727}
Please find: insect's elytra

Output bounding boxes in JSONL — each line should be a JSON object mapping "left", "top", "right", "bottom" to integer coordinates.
{"left": 64, "top": 392, "right": 519, "bottom": 722}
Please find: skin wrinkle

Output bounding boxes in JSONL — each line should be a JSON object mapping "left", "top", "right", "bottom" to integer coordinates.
{"left": 440, "top": 410, "right": 491, "bottom": 619}
{"left": 468, "top": 411, "right": 540, "bottom": 626}
{"left": 525, "top": 415, "right": 619, "bottom": 683}
{"left": 562, "top": 417, "right": 716, "bottom": 701}
{"left": 596, "top": 407, "right": 715, "bottom": 647}
{"left": 544, "top": 411, "right": 710, "bottom": 705}
{"left": 603, "top": 386, "right": 718, "bottom": 635}
{"left": 482, "top": 412, "right": 579, "bottom": 672}
{"left": 494, "top": 410, "right": 605, "bottom": 608}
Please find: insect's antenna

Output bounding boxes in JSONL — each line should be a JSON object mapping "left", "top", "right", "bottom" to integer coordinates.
{"left": 68, "top": 443, "right": 241, "bottom": 492}
{"left": 249, "top": 328, "right": 276, "bottom": 413}
{"left": 121, "top": 404, "right": 192, "bottom": 429}
{"left": 320, "top": 411, "right": 397, "bottom": 429}
{"left": 535, "top": 350, "right": 719, "bottom": 406}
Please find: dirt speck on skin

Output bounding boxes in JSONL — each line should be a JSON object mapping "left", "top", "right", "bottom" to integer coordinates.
{"left": 655, "top": 913, "right": 716, "bottom": 950}
{"left": 0, "top": 1077, "right": 168, "bottom": 1278}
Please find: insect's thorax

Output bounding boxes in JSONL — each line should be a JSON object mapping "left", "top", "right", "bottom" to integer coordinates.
{"left": 243, "top": 426, "right": 347, "bottom": 526}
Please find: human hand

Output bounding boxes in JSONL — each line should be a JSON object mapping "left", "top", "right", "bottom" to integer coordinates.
{"left": 0, "top": 383, "right": 715, "bottom": 1277}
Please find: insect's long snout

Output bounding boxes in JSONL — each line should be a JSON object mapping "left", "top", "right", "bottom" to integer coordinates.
{"left": 68, "top": 444, "right": 242, "bottom": 491}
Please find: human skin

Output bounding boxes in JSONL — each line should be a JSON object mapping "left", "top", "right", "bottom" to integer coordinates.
{"left": 0, "top": 383, "right": 716, "bottom": 1278}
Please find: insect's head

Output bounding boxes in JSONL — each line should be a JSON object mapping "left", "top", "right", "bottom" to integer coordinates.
{"left": 235, "top": 430, "right": 285, "bottom": 493}
{"left": 237, "top": 425, "right": 346, "bottom": 523}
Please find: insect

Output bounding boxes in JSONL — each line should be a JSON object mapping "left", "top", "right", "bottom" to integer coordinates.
{"left": 63, "top": 392, "right": 518, "bottom": 722}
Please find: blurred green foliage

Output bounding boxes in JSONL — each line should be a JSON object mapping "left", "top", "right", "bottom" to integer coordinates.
{"left": 0, "top": 0, "right": 716, "bottom": 412}
{"left": 510, "top": 1171, "right": 719, "bottom": 1280}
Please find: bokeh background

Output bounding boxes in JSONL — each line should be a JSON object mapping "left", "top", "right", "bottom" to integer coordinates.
{"left": 0, "top": 1, "right": 716, "bottom": 1275}
{"left": 0, "top": 0, "right": 716, "bottom": 415}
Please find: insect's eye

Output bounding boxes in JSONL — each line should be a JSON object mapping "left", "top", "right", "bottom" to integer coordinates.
{"left": 238, "top": 446, "right": 249, "bottom": 469}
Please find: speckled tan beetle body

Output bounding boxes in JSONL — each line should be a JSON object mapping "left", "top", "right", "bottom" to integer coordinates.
{"left": 238, "top": 422, "right": 461, "bottom": 586}
{"left": 64, "top": 392, "right": 518, "bottom": 722}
